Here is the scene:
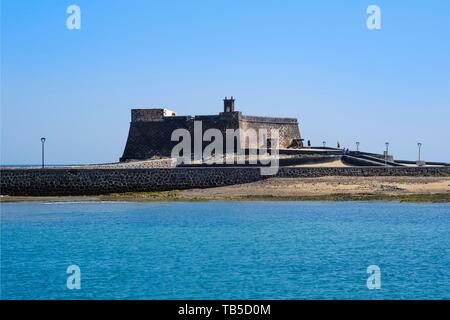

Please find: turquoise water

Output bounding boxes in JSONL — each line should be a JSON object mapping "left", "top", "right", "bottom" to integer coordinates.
{"left": 1, "top": 201, "right": 449, "bottom": 300}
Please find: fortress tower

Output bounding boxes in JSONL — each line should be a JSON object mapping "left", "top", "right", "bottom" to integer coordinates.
{"left": 120, "top": 98, "right": 302, "bottom": 161}
{"left": 223, "top": 97, "right": 235, "bottom": 113}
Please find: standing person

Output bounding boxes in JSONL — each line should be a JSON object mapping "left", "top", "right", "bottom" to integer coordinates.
{"left": 307, "top": 140, "right": 311, "bottom": 147}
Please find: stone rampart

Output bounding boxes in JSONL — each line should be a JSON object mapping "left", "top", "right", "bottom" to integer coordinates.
{"left": 1, "top": 166, "right": 449, "bottom": 196}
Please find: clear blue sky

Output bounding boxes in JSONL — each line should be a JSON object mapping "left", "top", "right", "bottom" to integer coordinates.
{"left": 1, "top": 0, "right": 449, "bottom": 164}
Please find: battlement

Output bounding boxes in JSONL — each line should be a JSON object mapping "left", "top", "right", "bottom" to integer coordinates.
{"left": 240, "top": 114, "right": 299, "bottom": 125}
{"left": 131, "top": 108, "right": 177, "bottom": 122}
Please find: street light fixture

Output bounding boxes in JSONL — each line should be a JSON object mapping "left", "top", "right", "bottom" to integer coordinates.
{"left": 417, "top": 142, "right": 422, "bottom": 162}
{"left": 41, "top": 137, "right": 46, "bottom": 169}
{"left": 385, "top": 142, "right": 389, "bottom": 166}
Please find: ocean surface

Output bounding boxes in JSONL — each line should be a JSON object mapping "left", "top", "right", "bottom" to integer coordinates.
{"left": 1, "top": 201, "right": 449, "bottom": 300}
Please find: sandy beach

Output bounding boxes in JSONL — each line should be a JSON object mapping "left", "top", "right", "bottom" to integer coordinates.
{"left": 181, "top": 176, "right": 450, "bottom": 198}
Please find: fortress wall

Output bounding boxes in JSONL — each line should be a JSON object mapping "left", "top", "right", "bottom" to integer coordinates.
{"left": 196, "top": 113, "right": 241, "bottom": 154}
{"left": 1, "top": 167, "right": 449, "bottom": 196}
{"left": 121, "top": 113, "right": 243, "bottom": 161}
{"left": 239, "top": 115, "right": 301, "bottom": 148}
{"left": 194, "top": 113, "right": 241, "bottom": 139}
{"left": 121, "top": 117, "right": 194, "bottom": 161}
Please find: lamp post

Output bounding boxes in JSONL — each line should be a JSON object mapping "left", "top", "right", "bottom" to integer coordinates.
{"left": 41, "top": 137, "right": 46, "bottom": 168}
{"left": 385, "top": 142, "right": 389, "bottom": 166}
{"left": 356, "top": 141, "right": 360, "bottom": 152}
{"left": 417, "top": 142, "right": 422, "bottom": 162}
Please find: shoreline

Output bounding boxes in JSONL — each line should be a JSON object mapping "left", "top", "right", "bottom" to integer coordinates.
{"left": 1, "top": 193, "right": 449, "bottom": 203}
{"left": 2, "top": 176, "right": 449, "bottom": 204}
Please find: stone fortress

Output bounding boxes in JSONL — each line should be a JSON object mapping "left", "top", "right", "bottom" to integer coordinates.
{"left": 1, "top": 97, "right": 449, "bottom": 197}
{"left": 120, "top": 97, "right": 302, "bottom": 161}
{"left": 119, "top": 97, "right": 449, "bottom": 168}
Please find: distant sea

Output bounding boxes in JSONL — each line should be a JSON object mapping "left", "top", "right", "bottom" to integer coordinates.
{"left": 0, "top": 164, "right": 85, "bottom": 167}
{"left": 1, "top": 201, "right": 449, "bottom": 299}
